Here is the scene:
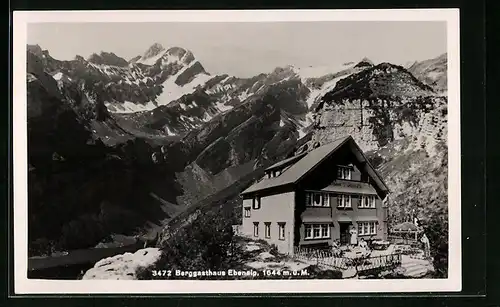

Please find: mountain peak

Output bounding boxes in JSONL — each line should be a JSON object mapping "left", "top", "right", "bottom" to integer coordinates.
{"left": 27, "top": 44, "right": 44, "bottom": 57}
{"left": 319, "top": 62, "right": 435, "bottom": 106}
{"left": 163, "top": 47, "right": 195, "bottom": 65}
{"left": 87, "top": 51, "right": 128, "bottom": 67}
{"left": 74, "top": 55, "right": 86, "bottom": 62}
{"left": 142, "top": 43, "right": 166, "bottom": 60}
{"left": 354, "top": 57, "right": 374, "bottom": 68}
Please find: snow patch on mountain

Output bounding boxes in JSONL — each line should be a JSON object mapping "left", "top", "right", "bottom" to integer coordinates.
{"left": 306, "top": 75, "right": 349, "bottom": 108}
{"left": 293, "top": 62, "right": 356, "bottom": 81}
{"left": 165, "top": 126, "right": 177, "bottom": 136}
{"left": 155, "top": 63, "right": 212, "bottom": 106}
{"left": 238, "top": 90, "right": 251, "bottom": 102}
{"left": 202, "top": 112, "right": 213, "bottom": 122}
{"left": 298, "top": 128, "right": 307, "bottom": 139}
{"left": 105, "top": 101, "right": 157, "bottom": 114}
{"left": 215, "top": 101, "right": 233, "bottom": 112}
{"left": 136, "top": 43, "right": 166, "bottom": 65}
{"left": 53, "top": 72, "right": 65, "bottom": 81}
{"left": 427, "top": 71, "right": 441, "bottom": 81}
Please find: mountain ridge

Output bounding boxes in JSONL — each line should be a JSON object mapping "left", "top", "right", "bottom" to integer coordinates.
{"left": 26, "top": 43, "right": 448, "bottom": 260}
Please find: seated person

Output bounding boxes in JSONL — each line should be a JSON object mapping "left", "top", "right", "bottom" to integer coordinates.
{"left": 358, "top": 238, "right": 369, "bottom": 250}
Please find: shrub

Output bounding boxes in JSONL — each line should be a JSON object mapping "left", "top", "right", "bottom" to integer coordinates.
{"left": 424, "top": 216, "right": 448, "bottom": 278}
{"left": 29, "top": 237, "right": 53, "bottom": 256}
{"left": 269, "top": 244, "right": 279, "bottom": 256}
{"left": 305, "top": 265, "right": 343, "bottom": 279}
{"left": 137, "top": 207, "right": 236, "bottom": 279}
{"left": 59, "top": 214, "right": 106, "bottom": 250}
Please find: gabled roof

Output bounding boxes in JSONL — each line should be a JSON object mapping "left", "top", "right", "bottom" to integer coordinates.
{"left": 241, "top": 135, "right": 389, "bottom": 195}
{"left": 265, "top": 152, "right": 308, "bottom": 172}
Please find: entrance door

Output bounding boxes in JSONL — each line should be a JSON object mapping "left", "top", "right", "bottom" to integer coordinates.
{"left": 339, "top": 223, "right": 351, "bottom": 245}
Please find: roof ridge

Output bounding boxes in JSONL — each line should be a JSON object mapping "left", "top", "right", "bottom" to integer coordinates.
{"left": 242, "top": 136, "right": 352, "bottom": 195}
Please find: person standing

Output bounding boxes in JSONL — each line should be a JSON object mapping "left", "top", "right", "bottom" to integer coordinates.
{"left": 350, "top": 225, "right": 358, "bottom": 246}
{"left": 420, "top": 233, "right": 431, "bottom": 258}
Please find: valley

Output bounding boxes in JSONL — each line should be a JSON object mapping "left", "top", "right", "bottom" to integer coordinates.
{"left": 26, "top": 42, "right": 448, "bottom": 279}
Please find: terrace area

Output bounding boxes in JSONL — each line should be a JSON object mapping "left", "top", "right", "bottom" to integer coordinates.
{"left": 292, "top": 236, "right": 433, "bottom": 278}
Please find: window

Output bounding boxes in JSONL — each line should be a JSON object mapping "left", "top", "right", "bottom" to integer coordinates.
{"left": 357, "top": 221, "right": 377, "bottom": 235}
{"left": 337, "top": 166, "right": 352, "bottom": 180}
{"left": 359, "top": 195, "right": 376, "bottom": 208}
{"left": 278, "top": 223, "right": 286, "bottom": 240}
{"left": 337, "top": 194, "right": 351, "bottom": 208}
{"left": 244, "top": 207, "right": 251, "bottom": 218}
{"left": 322, "top": 194, "right": 330, "bottom": 207}
{"left": 314, "top": 193, "right": 321, "bottom": 205}
{"left": 304, "top": 224, "right": 330, "bottom": 240}
{"left": 252, "top": 196, "right": 261, "bottom": 209}
{"left": 321, "top": 224, "right": 330, "bottom": 237}
{"left": 305, "top": 224, "right": 313, "bottom": 239}
{"left": 253, "top": 222, "right": 259, "bottom": 237}
{"left": 313, "top": 225, "right": 321, "bottom": 238}
{"left": 265, "top": 222, "right": 271, "bottom": 238}
{"left": 267, "top": 169, "right": 282, "bottom": 178}
{"left": 306, "top": 192, "right": 330, "bottom": 207}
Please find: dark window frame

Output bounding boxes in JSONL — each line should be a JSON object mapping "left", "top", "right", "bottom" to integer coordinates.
{"left": 244, "top": 207, "right": 251, "bottom": 218}
{"left": 253, "top": 222, "right": 259, "bottom": 237}
{"left": 278, "top": 222, "right": 286, "bottom": 240}
{"left": 304, "top": 223, "right": 330, "bottom": 240}
{"left": 252, "top": 196, "right": 261, "bottom": 209}
{"left": 264, "top": 222, "right": 271, "bottom": 239}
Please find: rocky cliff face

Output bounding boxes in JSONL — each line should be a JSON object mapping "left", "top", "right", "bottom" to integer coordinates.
{"left": 305, "top": 62, "right": 448, "bottom": 225}
{"left": 307, "top": 63, "right": 444, "bottom": 151}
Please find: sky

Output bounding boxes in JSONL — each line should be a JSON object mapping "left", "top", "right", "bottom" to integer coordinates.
{"left": 27, "top": 21, "right": 447, "bottom": 78}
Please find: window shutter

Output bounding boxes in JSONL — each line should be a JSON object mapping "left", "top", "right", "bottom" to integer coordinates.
{"left": 305, "top": 193, "right": 310, "bottom": 206}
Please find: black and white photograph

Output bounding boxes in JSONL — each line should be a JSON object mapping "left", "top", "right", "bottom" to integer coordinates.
{"left": 13, "top": 9, "right": 461, "bottom": 293}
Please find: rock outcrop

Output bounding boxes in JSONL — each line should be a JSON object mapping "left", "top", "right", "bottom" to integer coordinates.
{"left": 82, "top": 248, "right": 161, "bottom": 280}
{"left": 304, "top": 62, "right": 448, "bottom": 225}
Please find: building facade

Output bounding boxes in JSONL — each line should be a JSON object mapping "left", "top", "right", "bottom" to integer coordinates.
{"left": 240, "top": 136, "right": 389, "bottom": 255}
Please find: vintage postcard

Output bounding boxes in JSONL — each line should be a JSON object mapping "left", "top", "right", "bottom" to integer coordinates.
{"left": 12, "top": 9, "right": 461, "bottom": 294}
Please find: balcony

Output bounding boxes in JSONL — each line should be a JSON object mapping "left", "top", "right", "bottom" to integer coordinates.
{"left": 300, "top": 206, "right": 333, "bottom": 223}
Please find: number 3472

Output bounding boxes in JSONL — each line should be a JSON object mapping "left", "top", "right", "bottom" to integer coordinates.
{"left": 151, "top": 270, "right": 171, "bottom": 277}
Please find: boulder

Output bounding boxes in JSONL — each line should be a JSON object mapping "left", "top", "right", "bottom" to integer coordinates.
{"left": 82, "top": 248, "right": 161, "bottom": 280}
